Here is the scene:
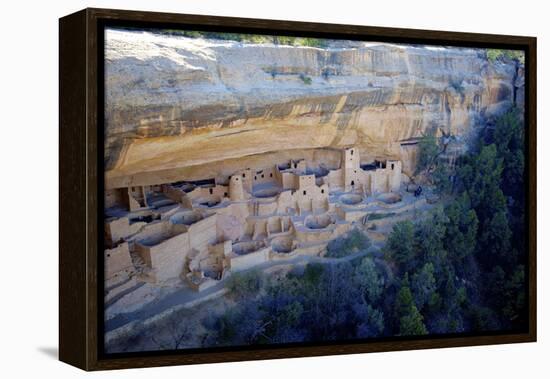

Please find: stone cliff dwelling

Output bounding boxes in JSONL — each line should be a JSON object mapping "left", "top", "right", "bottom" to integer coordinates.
{"left": 104, "top": 147, "right": 419, "bottom": 299}
{"left": 99, "top": 30, "right": 526, "bottom": 346}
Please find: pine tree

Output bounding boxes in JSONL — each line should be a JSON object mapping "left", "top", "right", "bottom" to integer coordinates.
{"left": 445, "top": 192, "right": 478, "bottom": 263}
{"left": 415, "top": 207, "right": 448, "bottom": 272}
{"left": 384, "top": 221, "right": 416, "bottom": 272}
{"left": 399, "top": 304, "right": 428, "bottom": 336}
{"left": 417, "top": 135, "right": 439, "bottom": 173}
{"left": 395, "top": 273, "right": 427, "bottom": 335}
{"left": 354, "top": 257, "right": 384, "bottom": 304}
{"left": 411, "top": 263, "right": 437, "bottom": 310}
{"left": 395, "top": 274, "right": 414, "bottom": 317}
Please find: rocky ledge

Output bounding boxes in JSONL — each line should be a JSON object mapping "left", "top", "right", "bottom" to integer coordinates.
{"left": 104, "top": 29, "right": 524, "bottom": 189}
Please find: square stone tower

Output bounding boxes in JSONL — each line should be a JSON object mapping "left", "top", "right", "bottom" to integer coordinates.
{"left": 386, "top": 160, "right": 402, "bottom": 192}
{"left": 229, "top": 175, "right": 245, "bottom": 201}
{"left": 342, "top": 147, "right": 360, "bottom": 192}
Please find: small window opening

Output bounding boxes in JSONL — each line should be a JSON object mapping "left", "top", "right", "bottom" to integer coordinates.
{"left": 303, "top": 190, "right": 307, "bottom": 195}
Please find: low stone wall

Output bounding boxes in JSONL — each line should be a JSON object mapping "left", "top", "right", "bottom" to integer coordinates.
{"left": 294, "top": 244, "right": 326, "bottom": 256}
{"left": 339, "top": 208, "right": 367, "bottom": 222}
{"left": 270, "top": 250, "right": 299, "bottom": 261}
{"left": 229, "top": 247, "right": 270, "bottom": 272}
{"left": 256, "top": 199, "right": 278, "bottom": 216}
{"left": 149, "top": 232, "right": 190, "bottom": 282}
{"left": 105, "top": 242, "right": 133, "bottom": 279}
{"left": 368, "top": 197, "right": 427, "bottom": 215}
{"left": 295, "top": 226, "right": 335, "bottom": 243}
{"left": 162, "top": 185, "right": 191, "bottom": 207}
{"left": 187, "top": 276, "right": 219, "bottom": 292}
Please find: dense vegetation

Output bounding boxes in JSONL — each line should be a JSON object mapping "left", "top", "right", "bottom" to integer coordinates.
{"left": 115, "top": 27, "right": 330, "bottom": 47}
{"left": 326, "top": 228, "right": 371, "bottom": 258}
{"left": 201, "top": 256, "right": 388, "bottom": 346}
{"left": 126, "top": 108, "right": 526, "bottom": 351}
{"left": 487, "top": 49, "right": 525, "bottom": 64}
{"left": 405, "top": 107, "right": 527, "bottom": 333}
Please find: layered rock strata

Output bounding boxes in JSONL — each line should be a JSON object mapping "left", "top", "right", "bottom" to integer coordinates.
{"left": 104, "top": 29, "right": 524, "bottom": 189}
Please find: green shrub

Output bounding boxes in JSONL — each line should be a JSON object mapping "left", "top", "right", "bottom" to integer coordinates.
{"left": 226, "top": 270, "right": 264, "bottom": 300}
{"left": 416, "top": 135, "right": 439, "bottom": 173}
{"left": 326, "top": 229, "right": 371, "bottom": 258}
{"left": 299, "top": 73, "right": 312, "bottom": 85}
{"left": 487, "top": 49, "right": 525, "bottom": 64}
{"left": 124, "top": 28, "right": 331, "bottom": 48}
{"left": 275, "top": 36, "right": 297, "bottom": 46}
{"left": 486, "top": 49, "right": 501, "bottom": 62}
{"left": 296, "top": 37, "right": 328, "bottom": 48}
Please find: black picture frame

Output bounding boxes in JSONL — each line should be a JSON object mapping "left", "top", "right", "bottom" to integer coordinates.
{"left": 59, "top": 8, "right": 537, "bottom": 371}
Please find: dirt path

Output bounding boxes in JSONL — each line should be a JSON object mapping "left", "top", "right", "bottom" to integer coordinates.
{"left": 105, "top": 248, "right": 374, "bottom": 333}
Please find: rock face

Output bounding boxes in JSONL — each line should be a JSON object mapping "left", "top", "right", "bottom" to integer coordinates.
{"left": 104, "top": 29, "right": 524, "bottom": 189}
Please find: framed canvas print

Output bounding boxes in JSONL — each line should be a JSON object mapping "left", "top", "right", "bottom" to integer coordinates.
{"left": 59, "top": 8, "right": 537, "bottom": 371}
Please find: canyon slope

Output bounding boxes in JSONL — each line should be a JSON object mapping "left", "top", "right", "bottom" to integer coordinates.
{"left": 104, "top": 29, "right": 524, "bottom": 189}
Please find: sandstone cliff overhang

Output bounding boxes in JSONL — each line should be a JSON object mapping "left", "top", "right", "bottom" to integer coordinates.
{"left": 104, "top": 29, "right": 524, "bottom": 189}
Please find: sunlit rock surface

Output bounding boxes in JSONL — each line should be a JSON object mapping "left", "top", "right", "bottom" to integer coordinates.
{"left": 104, "top": 29, "right": 523, "bottom": 189}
